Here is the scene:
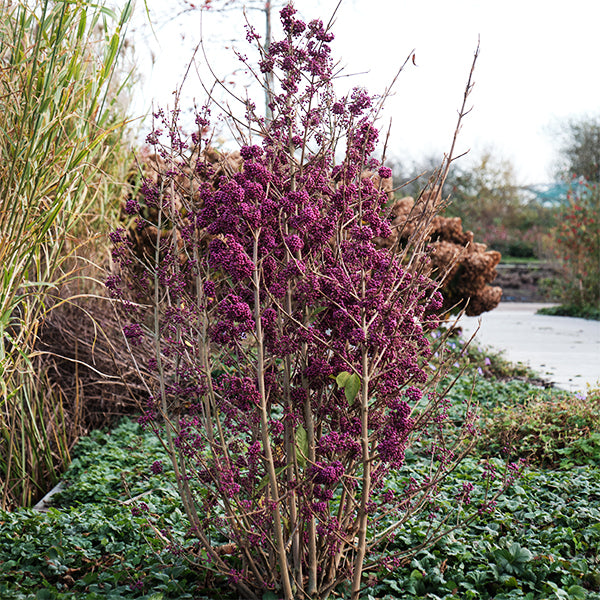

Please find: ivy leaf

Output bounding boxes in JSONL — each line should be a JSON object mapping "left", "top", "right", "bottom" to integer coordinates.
{"left": 508, "top": 542, "right": 533, "bottom": 563}
{"left": 295, "top": 425, "right": 308, "bottom": 468}
{"left": 567, "top": 585, "right": 588, "bottom": 600}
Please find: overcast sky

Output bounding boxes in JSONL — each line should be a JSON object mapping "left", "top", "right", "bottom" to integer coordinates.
{"left": 131, "top": 0, "right": 600, "bottom": 185}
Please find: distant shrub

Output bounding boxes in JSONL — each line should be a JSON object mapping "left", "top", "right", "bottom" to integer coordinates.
{"left": 478, "top": 387, "right": 600, "bottom": 468}
{"left": 491, "top": 238, "right": 537, "bottom": 259}
{"left": 537, "top": 303, "right": 600, "bottom": 321}
{"left": 549, "top": 177, "right": 600, "bottom": 312}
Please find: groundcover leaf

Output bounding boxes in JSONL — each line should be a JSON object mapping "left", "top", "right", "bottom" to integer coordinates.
{"left": 567, "top": 585, "right": 587, "bottom": 600}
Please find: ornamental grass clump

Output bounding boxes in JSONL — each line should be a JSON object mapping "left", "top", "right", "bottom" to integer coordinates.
{"left": 0, "top": 0, "right": 133, "bottom": 510}
{"left": 110, "top": 5, "right": 517, "bottom": 599}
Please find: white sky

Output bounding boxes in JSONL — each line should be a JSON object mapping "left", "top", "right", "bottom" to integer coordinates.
{"left": 129, "top": 0, "right": 600, "bottom": 185}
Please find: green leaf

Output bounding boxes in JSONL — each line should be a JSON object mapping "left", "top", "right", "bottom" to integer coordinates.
{"left": 257, "top": 466, "right": 286, "bottom": 493}
{"left": 509, "top": 542, "right": 532, "bottom": 563}
{"left": 335, "top": 371, "right": 361, "bottom": 403}
{"left": 335, "top": 371, "right": 351, "bottom": 387}
{"left": 383, "top": 579, "right": 403, "bottom": 593}
{"left": 119, "top": 0, "right": 134, "bottom": 26}
{"left": 295, "top": 425, "right": 308, "bottom": 468}
{"left": 102, "top": 33, "right": 120, "bottom": 78}
{"left": 567, "top": 585, "right": 587, "bottom": 600}
{"left": 344, "top": 373, "right": 361, "bottom": 404}
{"left": 0, "top": 560, "right": 17, "bottom": 571}
{"left": 308, "top": 306, "right": 327, "bottom": 322}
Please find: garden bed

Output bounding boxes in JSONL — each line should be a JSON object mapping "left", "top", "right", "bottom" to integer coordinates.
{"left": 2, "top": 344, "right": 599, "bottom": 600}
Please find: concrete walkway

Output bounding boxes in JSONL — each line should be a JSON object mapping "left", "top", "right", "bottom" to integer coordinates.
{"left": 456, "top": 303, "right": 600, "bottom": 392}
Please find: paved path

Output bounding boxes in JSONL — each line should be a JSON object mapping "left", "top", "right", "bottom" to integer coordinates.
{"left": 456, "top": 303, "right": 600, "bottom": 392}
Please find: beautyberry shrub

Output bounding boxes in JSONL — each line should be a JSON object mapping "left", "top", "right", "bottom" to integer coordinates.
{"left": 109, "top": 5, "right": 511, "bottom": 600}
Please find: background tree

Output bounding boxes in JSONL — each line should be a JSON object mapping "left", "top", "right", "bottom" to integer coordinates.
{"left": 545, "top": 115, "right": 600, "bottom": 317}
{"left": 554, "top": 115, "right": 600, "bottom": 182}
{"left": 392, "top": 151, "right": 556, "bottom": 259}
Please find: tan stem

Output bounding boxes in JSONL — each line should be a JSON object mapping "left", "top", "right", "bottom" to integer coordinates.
{"left": 253, "top": 231, "right": 294, "bottom": 600}
{"left": 351, "top": 296, "right": 371, "bottom": 599}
